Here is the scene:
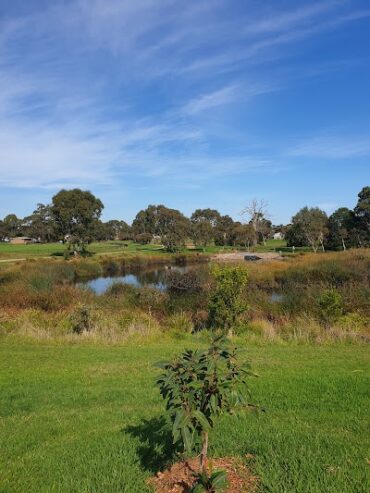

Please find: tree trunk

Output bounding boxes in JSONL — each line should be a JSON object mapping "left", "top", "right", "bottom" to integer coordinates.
{"left": 320, "top": 237, "right": 325, "bottom": 252}
{"left": 342, "top": 238, "right": 346, "bottom": 251}
{"left": 200, "top": 431, "right": 209, "bottom": 471}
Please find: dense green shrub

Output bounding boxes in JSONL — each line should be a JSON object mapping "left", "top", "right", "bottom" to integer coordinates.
{"left": 318, "top": 289, "right": 343, "bottom": 325}
{"left": 208, "top": 265, "right": 248, "bottom": 334}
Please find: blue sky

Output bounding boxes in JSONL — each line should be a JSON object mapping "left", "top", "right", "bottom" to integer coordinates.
{"left": 0, "top": 0, "right": 369, "bottom": 224}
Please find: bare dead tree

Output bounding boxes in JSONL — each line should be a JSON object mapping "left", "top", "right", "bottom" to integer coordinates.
{"left": 240, "top": 199, "right": 270, "bottom": 245}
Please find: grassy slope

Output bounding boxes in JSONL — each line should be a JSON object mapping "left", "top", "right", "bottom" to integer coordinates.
{"left": 0, "top": 341, "right": 368, "bottom": 493}
{"left": 0, "top": 239, "right": 292, "bottom": 260}
{"left": 0, "top": 241, "right": 127, "bottom": 259}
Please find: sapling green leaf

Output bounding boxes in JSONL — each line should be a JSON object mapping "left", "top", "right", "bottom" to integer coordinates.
{"left": 156, "top": 335, "right": 256, "bottom": 482}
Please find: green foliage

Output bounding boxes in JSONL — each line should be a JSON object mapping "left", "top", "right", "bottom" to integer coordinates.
{"left": 231, "top": 223, "right": 256, "bottom": 248}
{"left": 191, "top": 469, "right": 228, "bottom": 493}
{"left": 156, "top": 336, "right": 254, "bottom": 470}
{"left": 70, "top": 305, "right": 93, "bottom": 334}
{"left": 208, "top": 265, "right": 248, "bottom": 333}
{"left": 191, "top": 220, "right": 214, "bottom": 250}
{"left": 291, "top": 207, "right": 328, "bottom": 252}
{"left": 354, "top": 186, "right": 370, "bottom": 247}
{"left": 132, "top": 204, "right": 190, "bottom": 252}
{"left": 318, "top": 289, "right": 343, "bottom": 325}
{"left": 51, "top": 188, "right": 104, "bottom": 251}
{"left": 326, "top": 207, "right": 355, "bottom": 251}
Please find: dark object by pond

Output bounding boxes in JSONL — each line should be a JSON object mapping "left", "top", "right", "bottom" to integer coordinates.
{"left": 244, "top": 255, "right": 262, "bottom": 261}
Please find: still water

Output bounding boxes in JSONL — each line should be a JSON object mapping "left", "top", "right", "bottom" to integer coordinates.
{"left": 80, "top": 265, "right": 196, "bottom": 295}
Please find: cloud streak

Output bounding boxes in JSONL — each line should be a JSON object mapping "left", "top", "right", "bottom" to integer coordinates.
{"left": 288, "top": 136, "right": 370, "bottom": 159}
{"left": 0, "top": 0, "right": 369, "bottom": 194}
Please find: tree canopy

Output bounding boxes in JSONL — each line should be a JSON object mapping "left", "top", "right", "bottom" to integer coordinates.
{"left": 51, "top": 189, "right": 104, "bottom": 248}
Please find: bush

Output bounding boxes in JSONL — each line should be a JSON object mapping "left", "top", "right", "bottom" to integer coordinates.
{"left": 317, "top": 289, "right": 343, "bottom": 325}
{"left": 208, "top": 265, "right": 248, "bottom": 335}
{"left": 70, "top": 305, "right": 93, "bottom": 334}
{"left": 166, "top": 269, "right": 204, "bottom": 293}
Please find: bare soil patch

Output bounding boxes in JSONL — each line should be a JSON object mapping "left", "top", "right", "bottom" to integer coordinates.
{"left": 148, "top": 457, "right": 258, "bottom": 493}
{"left": 213, "top": 251, "right": 283, "bottom": 262}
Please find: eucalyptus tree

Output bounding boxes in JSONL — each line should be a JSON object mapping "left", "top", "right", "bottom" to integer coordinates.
{"left": 51, "top": 188, "right": 104, "bottom": 253}
{"left": 291, "top": 207, "right": 328, "bottom": 253}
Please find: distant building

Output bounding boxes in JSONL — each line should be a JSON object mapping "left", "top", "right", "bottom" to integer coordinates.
{"left": 10, "top": 237, "right": 35, "bottom": 245}
{"left": 273, "top": 232, "right": 284, "bottom": 240}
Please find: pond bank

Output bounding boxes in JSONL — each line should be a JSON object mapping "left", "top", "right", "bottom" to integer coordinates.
{"left": 213, "top": 251, "right": 284, "bottom": 262}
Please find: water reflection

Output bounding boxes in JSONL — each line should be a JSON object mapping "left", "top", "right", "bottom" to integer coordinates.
{"left": 80, "top": 265, "right": 192, "bottom": 295}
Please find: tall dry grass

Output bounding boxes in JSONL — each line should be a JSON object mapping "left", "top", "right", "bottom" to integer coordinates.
{"left": 0, "top": 249, "right": 368, "bottom": 344}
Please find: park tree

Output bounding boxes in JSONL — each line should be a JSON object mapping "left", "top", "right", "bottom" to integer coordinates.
{"left": 291, "top": 207, "right": 328, "bottom": 253}
{"left": 104, "top": 220, "right": 131, "bottom": 240}
{"left": 23, "top": 204, "right": 56, "bottom": 242}
{"left": 241, "top": 199, "right": 270, "bottom": 246}
{"left": 191, "top": 208, "right": 221, "bottom": 228}
{"left": 285, "top": 223, "right": 307, "bottom": 248}
{"left": 157, "top": 206, "right": 190, "bottom": 252}
{"left": 214, "top": 214, "right": 235, "bottom": 246}
{"left": 326, "top": 208, "right": 355, "bottom": 251}
{"left": 257, "top": 218, "right": 272, "bottom": 245}
{"left": 133, "top": 205, "right": 189, "bottom": 251}
{"left": 92, "top": 220, "right": 111, "bottom": 241}
{"left": 2, "top": 214, "right": 22, "bottom": 238}
{"left": 232, "top": 223, "right": 255, "bottom": 248}
{"left": 132, "top": 205, "right": 161, "bottom": 236}
{"left": 0, "top": 220, "right": 6, "bottom": 241}
{"left": 191, "top": 220, "right": 214, "bottom": 250}
{"left": 51, "top": 189, "right": 104, "bottom": 254}
{"left": 353, "top": 186, "right": 370, "bottom": 247}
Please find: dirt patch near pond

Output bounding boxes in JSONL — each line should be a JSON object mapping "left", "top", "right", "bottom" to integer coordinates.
{"left": 148, "top": 457, "right": 258, "bottom": 493}
{"left": 213, "top": 251, "right": 284, "bottom": 262}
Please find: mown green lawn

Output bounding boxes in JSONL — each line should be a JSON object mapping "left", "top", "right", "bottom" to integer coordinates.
{"left": 0, "top": 340, "right": 368, "bottom": 493}
{"left": 0, "top": 241, "right": 125, "bottom": 259}
{"left": 0, "top": 241, "right": 171, "bottom": 260}
{"left": 0, "top": 239, "right": 293, "bottom": 261}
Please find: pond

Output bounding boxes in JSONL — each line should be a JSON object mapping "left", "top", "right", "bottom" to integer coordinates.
{"left": 79, "top": 264, "right": 203, "bottom": 295}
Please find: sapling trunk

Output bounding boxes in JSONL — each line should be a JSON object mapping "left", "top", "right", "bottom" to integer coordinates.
{"left": 200, "top": 431, "right": 209, "bottom": 471}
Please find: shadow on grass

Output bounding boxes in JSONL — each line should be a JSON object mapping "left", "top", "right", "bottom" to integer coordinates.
{"left": 124, "top": 416, "right": 176, "bottom": 474}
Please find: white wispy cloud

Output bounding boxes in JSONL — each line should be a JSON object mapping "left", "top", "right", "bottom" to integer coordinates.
{"left": 182, "top": 85, "right": 239, "bottom": 115}
{"left": 287, "top": 136, "right": 370, "bottom": 159}
{"left": 0, "top": 0, "right": 368, "bottom": 192}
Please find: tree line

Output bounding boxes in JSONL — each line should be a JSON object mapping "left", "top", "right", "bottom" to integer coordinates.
{"left": 0, "top": 186, "right": 369, "bottom": 252}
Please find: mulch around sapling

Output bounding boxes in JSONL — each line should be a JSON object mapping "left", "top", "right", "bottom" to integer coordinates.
{"left": 148, "top": 457, "right": 258, "bottom": 493}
